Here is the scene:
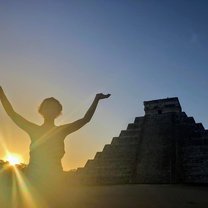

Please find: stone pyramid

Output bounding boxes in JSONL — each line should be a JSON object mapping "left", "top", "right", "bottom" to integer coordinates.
{"left": 74, "top": 97, "right": 208, "bottom": 184}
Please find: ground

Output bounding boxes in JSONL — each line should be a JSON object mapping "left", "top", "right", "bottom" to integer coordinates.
{"left": 1, "top": 184, "right": 208, "bottom": 208}
{"left": 60, "top": 184, "right": 208, "bottom": 208}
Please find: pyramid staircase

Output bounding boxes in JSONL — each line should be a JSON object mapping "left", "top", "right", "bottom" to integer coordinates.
{"left": 76, "top": 117, "right": 145, "bottom": 184}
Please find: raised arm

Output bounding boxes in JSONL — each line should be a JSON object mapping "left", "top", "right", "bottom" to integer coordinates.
{"left": 0, "top": 87, "right": 37, "bottom": 133}
{"left": 60, "top": 93, "right": 111, "bottom": 135}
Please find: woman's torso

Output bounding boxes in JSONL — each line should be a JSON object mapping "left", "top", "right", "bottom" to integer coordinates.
{"left": 27, "top": 125, "right": 67, "bottom": 173}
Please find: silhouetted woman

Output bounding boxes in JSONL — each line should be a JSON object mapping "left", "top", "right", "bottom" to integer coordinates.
{"left": 0, "top": 86, "right": 110, "bottom": 184}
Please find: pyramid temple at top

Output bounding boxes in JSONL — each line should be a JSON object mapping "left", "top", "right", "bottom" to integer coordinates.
{"left": 72, "top": 97, "right": 208, "bottom": 184}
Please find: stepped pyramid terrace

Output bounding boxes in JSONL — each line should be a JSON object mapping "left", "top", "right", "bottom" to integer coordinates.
{"left": 71, "top": 97, "right": 208, "bottom": 184}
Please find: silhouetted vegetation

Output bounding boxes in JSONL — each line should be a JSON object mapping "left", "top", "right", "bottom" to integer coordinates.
{"left": 0, "top": 159, "right": 27, "bottom": 170}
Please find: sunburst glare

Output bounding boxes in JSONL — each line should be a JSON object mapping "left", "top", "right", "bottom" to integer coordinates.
{"left": 4, "top": 153, "right": 22, "bottom": 166}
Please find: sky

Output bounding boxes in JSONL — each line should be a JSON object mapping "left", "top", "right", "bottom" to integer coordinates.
{"left": 0, "top": 0, "right": 208, "bottom": 170}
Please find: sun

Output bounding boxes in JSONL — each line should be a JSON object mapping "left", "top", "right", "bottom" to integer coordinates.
{"left": 4, "top": 153, "right": 22, "bottom": 166}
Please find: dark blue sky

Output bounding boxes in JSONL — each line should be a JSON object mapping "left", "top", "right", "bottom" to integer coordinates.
{"left": 0, "top": 0, "right": 208, "bottom": 169}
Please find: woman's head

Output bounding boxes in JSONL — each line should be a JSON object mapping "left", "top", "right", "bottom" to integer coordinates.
{"left": 39, "top": 97, "right": 62, "bottom": 119}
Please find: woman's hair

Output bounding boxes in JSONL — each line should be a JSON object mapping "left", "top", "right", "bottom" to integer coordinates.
{"left": 38, "top": 97, "right": 62, "bottom": 119}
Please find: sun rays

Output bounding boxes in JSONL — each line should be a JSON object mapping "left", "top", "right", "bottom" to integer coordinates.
{"left": 0, "top": 134, "right": 48, "bottom": 207}
{"left": 4, "top": 153, "right": 22, "bottom": 166}
{"left": 0, "top": 161, "right": 48, "bottom": 208}
{"left": 13, "top": 166, "right": 48, "bottom": 208}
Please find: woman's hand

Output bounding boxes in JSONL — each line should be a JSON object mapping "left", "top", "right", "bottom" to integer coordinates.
{"left": 96, "top": 93, "right": 111, "bottom": 100}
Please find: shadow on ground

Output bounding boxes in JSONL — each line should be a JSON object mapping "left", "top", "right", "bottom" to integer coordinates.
{"left": 1, "top": 174, "right": 208, "bottom": 208}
